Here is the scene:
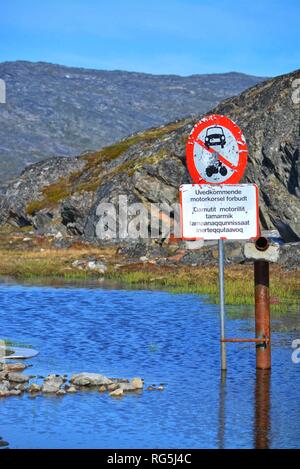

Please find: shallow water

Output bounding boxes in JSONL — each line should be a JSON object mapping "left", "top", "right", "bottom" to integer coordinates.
{"left": 0, "top": 279, "right": 299, "bottom": 449}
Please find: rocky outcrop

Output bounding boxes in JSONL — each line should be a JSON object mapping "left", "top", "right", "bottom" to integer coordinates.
{"left": 0, "top": 156, "right": 85, "bottom": 227}
{"left": 0, "top": 69, "right": 299, "bottom": 247}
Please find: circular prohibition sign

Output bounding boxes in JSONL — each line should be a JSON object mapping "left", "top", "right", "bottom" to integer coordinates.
{"left": 186, "top": 114, "right": 248, "bottom": 184}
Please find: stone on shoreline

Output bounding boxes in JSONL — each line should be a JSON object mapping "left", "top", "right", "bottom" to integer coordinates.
{"left": 87, "top": 260, "right": 107, "bottom": 274}
{"left": 70, "top": 373, "right": 112, "bottom": 387}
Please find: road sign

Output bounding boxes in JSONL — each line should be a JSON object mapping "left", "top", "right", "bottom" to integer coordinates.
{"left": 186, "top": 114, "right": 248, "bottom": 184}
{"left": 180, "top": 184, "right": 259, "bottom": 240}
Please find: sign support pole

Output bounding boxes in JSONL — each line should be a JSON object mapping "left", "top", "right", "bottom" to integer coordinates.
{"left": 218, "top": 239, "right": 227, "bottom": 371}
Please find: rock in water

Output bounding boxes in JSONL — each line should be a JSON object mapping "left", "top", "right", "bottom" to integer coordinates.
{"left": 147, "top": 386, "right": 156, "bottom": 391}
{"left": 42, "top": 374, "right": 65, "bottom": 393}
{"left": 44, "top": 374, "right": 65, "bottom": 385}
{"left": 0, "top": 381, "right": 10, "bottom": 393}
{"left": 66, "top": 385, "right": 77, "bottom": 394}
{"left": 7, "top": 389, "right": 22, "bottom": 396}
{"left": 70, "top": 373, "right": 112, "bottom": 387}
{"left": 7, "top": 372, "right": 30, "bottom": 383}
{"left": 14, "top": 383, "right": 28, "bottom": 392}
{"left": 107, "top": 383, "right": 119, "bottom": 392}
{"left": 2, "top": 363, "right": 27, "bottom": 372}
{"left": 130, "top": 377, "right": 143, "bottom": 390}
{"left": 98, "top": 385, "right": 107, "bottom": 393}
{"left": 42, "top": 382, "right": 61, "bottom": 393}
{"left": 0, "top": 371, "right": 8, "bottom": 380}
{"left": 118, "top": 377, "right": 144, "bottom": 393}
{"left": 0, "top": 439, "right": 9, "bottom": 448}
{"left": 28, "top": 383, "right": 42, "bottom": 393}
{"left": 109, "top": 388, "right": 124, "bottom": 398}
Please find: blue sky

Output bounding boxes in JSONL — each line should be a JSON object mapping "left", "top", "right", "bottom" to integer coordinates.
{"left": 1, "top": 0, "right": 299, "bottom": 76}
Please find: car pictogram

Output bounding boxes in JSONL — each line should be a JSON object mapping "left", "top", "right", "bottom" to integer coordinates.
{"left": 205, "top": 126, "right": 226, "bottom": 149}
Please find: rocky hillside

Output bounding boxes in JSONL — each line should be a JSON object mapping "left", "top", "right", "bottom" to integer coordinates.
{"left": 0, "top": 61, "right": 266, "bottom": 184}
{"left": 0, "top": 69, "right": 299, "bottom": 252}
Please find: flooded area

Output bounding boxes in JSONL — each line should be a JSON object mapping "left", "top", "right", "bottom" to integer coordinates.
{"left": 0, "top": 279, "right": 299, "bottom": 449}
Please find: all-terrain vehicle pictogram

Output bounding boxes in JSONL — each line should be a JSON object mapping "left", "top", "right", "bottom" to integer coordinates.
{"left": 205, "top": 126, "right": 226, "bottom": 149}
{"left": 205, "top": 151, "right": 228, "bottom": 178}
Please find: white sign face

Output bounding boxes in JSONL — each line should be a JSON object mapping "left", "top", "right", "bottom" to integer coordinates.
{"left": 186, "top": 115, "right": 248, "bottom": 185}
{"left": 180, "top": 184, "right": 259, "bottom": 240}
{"left": 193, "top": 125, "right": 239, "bottom": 183}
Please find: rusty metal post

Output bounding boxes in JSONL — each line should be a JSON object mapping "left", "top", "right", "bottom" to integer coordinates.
{"left": 254, "top": 260, "right": 271, "bottom": 369}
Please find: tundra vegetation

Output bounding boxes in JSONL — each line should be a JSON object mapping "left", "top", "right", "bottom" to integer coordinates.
{"left": 0, "top": 226, "right": 298, "bottom": 319}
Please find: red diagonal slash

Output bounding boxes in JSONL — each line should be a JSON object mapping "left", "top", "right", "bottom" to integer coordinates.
{"left": 195, "top": 138, "right": 238, "bottom": 172}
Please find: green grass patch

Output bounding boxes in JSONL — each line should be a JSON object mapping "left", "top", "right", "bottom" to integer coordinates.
{"left": 106, "top": 265, "right": 300, "bottom": 314}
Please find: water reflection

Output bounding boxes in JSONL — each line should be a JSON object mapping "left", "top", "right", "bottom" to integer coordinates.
{"left": 254, "top": 370, "right": 271, "bottom": 449}
{"left": 217, "top": 369, "right": 271, "bottom": 449}
{"left": 217, "top": 370, "right": 227, "bottom": 449}
{"left": 0, "top": 282, "right": 297, "bottom": 448}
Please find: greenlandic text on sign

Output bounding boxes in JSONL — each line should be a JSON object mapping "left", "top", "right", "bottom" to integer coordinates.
{"left": 180, "top": 184, "right": 259, "bottom": 240}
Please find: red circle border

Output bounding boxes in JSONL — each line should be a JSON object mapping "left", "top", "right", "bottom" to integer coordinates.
{"left": 186, "top": 114, "right": 248, "bottom": 184}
